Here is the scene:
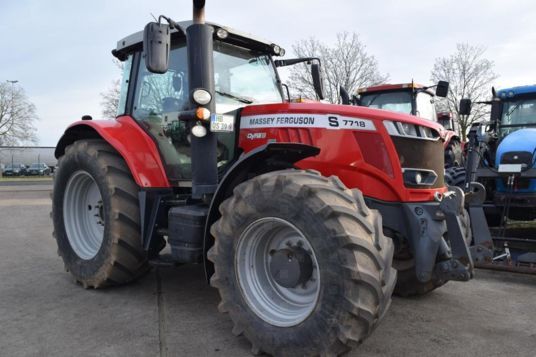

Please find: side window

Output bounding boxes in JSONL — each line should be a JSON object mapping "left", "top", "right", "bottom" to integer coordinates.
{"left": 132, "top": 44, "right": 192, "bottom": 181}
{"left": 117, "top": 56, "right": 133, "bottom": 116}
{"left": 133, "top": 46, "right": 189, "bottom": 124}
{"left": 415, "top": 92, "right": 436, "bottom": 121}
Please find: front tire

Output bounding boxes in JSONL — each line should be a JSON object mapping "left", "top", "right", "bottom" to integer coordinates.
{"left": 208, "top": 170, "right": 396, "bottom": 356}
{"left": 52, "top": 139, "right": 148, "bottom": 288}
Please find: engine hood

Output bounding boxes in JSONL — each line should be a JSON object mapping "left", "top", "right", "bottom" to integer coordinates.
{"left": 241, "top": 102, "right": 445, "bottom": 137}
{"left": 496, "top": 128, "right": 536, "bottom": 167}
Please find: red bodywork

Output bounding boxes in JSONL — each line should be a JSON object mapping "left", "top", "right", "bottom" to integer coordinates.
{"left": 239, "top": 103, "right": 446, "bottom": 203}
{"left": 63, "top": 116, "right": 171, "bottom": 188}
{"left": 62, "top": 104, "right": 446, "bottom": 203}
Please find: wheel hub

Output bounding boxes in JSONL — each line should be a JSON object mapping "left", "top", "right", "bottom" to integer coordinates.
{"left": 269, "top": 247, "right": 313, "bottom": 288}
{"left": 236, "top": 217, "right": 320, "bottom": 327}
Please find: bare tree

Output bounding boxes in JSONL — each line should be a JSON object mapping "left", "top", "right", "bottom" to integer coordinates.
{"left": 431, "top": 43, "right": 498, "bottom": 140}
{"left": 100, "top": 79, "right": 121, "bottom": 119}
{"left": 100, "top": 59, "right": 124, "bottom": 119}
{"left": 0, "top": 82, "right": 38, "bottom": 145}
{"left": 289, "top": 32, "right": 389, "bottom": 104}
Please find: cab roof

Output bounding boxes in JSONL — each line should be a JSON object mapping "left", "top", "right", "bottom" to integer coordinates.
{"left": 497, "top": 85, "right": 536, "bottom": 99}
{"left": 114, "top": 20, "right": 284, "bottom": 58}
{"left": 358, "top": 83, "right": 434, "bottom": 96}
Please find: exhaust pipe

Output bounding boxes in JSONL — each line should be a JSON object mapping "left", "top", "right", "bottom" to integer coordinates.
{"left": 187, "top": 0, "right": 218, "bottom": 200}
{"left": 193, "top": 0, "right": 206, "bottom": 24}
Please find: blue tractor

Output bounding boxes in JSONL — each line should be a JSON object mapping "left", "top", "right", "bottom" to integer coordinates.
{"left": 446, "top": 85, "right": 536, "bottom": 272}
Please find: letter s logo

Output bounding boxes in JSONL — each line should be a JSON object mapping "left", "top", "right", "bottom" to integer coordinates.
{"left": 328, "top": 116, "right": 339, "bottom": 127}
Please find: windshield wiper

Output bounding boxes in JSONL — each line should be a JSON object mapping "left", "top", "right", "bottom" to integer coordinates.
{"left": 505, "top": 100, "right": 525, "bottom": 117}
{"left": 215, "top": 90, "right": 254, "bottom": 104}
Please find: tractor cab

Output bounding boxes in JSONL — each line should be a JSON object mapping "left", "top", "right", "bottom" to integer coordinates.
{"left": 112, "top": 22, "right": 287, "bottom": 185}
{"left": 496, "top": 86, "right": 536, "bottom": 138}
{"left": 112, "top": 21, "right": 322, "bottom": 188}
{"left": 357, "top": 81, "right": 449, "bottom": 121}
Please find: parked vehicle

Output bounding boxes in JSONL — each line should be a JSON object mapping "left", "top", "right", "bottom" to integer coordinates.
{"left": 3, "top": 163, "right": 27, "bottom": 176}
{"left": 353, "top": 81, "right": 464, "bottom": 167}
{"left": 27, "top": 163, "right": 51, "bottom": 176}
{"left": 51, "top": 1, "right": 474, "bottom": 355}
{"left": 447, "top": 87, "right": 536, "bottom": 273}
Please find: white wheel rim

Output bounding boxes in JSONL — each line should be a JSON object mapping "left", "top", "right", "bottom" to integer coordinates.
{"left": 63, "top": 170, "right": 105, "bottom": 260}
{"left": 236, "top": 217, "right": 320, "bottom": 327}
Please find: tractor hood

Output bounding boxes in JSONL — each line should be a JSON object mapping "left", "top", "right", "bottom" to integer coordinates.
{"left": 496, "top": 128, "right": 536, "bottom": 168}
{"left": 240, "top": 102, "right": 446, "bottom": 140}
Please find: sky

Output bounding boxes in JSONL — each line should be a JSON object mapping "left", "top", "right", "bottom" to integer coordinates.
{"left": 1, "top": 0, "right": 535, "bottom": 146}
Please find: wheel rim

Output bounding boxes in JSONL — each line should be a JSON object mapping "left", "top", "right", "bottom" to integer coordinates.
{"left": 236, "top": 217, "right": 320, "bottom": 327}
{"left": 63, "top": 170, "right": 105, "bottom": 260}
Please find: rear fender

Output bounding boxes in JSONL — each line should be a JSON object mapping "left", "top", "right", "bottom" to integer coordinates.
{"left": 203, "top": 142, "right": 320, "bottom": 281}
{"left": 55, "top": 116, "right": 170, "bottom": 188}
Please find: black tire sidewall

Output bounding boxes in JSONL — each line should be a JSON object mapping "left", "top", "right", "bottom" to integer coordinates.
{"left": 53, "top": 145, "right": 115, "bottom": 280}
{"left": 216, "top": 189, "right": 357, "bottom": 353}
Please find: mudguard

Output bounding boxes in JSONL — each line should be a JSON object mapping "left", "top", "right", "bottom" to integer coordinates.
{"left": 54, "top": 116, "right": 170, "bottom": 188}
{"left": 203, "top": 142, "right": 320, "bottom": 281}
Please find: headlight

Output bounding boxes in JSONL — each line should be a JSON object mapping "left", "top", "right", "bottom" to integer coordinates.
{"left": 402, "top": 168, "right": 437, "bottom": 186}
{"left": 383, "top": 120, "right": 440, "bottom": 140}
{"left": 192, "top": 89, "right": 212, "bottom": 105}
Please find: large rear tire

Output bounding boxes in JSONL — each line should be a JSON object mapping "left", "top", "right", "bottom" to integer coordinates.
{"left": 52, "top": 139, "right": 148, "bottom": 288}
{"left": 208, "top": 170, "right": 396, "bottom": 356}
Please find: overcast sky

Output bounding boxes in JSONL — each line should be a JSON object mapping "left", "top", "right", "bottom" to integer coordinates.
{"left": 1, "top": 0, "right": 535, "bottom": 146}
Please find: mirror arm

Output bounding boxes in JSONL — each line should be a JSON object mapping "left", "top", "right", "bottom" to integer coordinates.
{"left": 274, "top": 57, "right": 321, "bottom": 67}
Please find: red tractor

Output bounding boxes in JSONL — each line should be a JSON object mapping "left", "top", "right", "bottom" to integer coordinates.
{"left": 52, "top": 1, "right": 473, "bottom": 355}
{"left": 355, "top": 82, "right": 464, "bottom": 167}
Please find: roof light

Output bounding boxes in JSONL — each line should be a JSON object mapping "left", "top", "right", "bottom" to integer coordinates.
{"left": 216, "top": 28, "right": 228, "bottom": 39}
{"left": 272, "top": 44, "right": 281, "bottom": 55}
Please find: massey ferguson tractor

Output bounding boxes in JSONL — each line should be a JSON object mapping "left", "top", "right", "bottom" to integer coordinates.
{"left": 447, "top": 87, "right": 536, "bottom": 273}
{"left": 353, "top": 82, "right": 464, "bottom": 167}
{"left": 51, "top": 1, "right": 474, "bottom": 355}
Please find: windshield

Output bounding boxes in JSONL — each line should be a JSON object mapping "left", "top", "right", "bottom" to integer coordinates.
{"left": 360, "top": 90, "right": 436, "bottom": 121}
{"left": 360, "top": 91, "right": 412, "bottom": 115}
{"left": 500, "top": 98, "right": 536, "bottom": 136}
{"left": 30, "top": 164, "right": 44, "bottom": 169}
{"left": 213, "top": 42, "right": 283, "bottom": 111}
{"left": 437, "top": 118, "right": 452, "bottom": 130}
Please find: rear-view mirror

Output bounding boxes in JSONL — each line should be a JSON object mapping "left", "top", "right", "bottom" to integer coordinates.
{"left": 340, "top": 86, "right": 350, "bottom": 105}
{"left": 311, "top": 63, "right": 325, "bottom": 100}
{"left": 143, "top": 22, "right": 171, "bottom": 74}
{"left": 490, "top": 100, "right": 503, "bottom": 123}
{"left": 435, "top": 81, "right": 449, "bottom": 98}
{"left": 459, "top": 98, "right": 472, "bottom": 116}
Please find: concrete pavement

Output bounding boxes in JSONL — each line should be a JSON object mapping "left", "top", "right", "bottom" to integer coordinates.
{"left": 1, "top": 183, "right": 535, "bottom": 356}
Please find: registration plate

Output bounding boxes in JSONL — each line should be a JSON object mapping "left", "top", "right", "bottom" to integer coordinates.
{"left": 210, "top": 114, "right": 234, "bottom": 132}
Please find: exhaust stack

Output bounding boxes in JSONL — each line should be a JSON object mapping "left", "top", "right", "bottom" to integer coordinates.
{"left": 187, "top": 0, "right": 218, "bottom": 200}
{"left": 193, "top": 0, "right": 206, "bottom": 24}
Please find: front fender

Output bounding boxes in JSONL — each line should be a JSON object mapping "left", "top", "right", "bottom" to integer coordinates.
{"left": 203, "top": 142, "right": 320, "bottom": 281}
{"left": 55, "top": 116, "right": 170, "bottom": 188}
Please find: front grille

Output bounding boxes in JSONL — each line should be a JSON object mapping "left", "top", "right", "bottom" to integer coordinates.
{"left": 500, "top": 151, "right": 533, "bottom": 167}
{"left": 391, "top": 136, "right": 445, "bottom": 188}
